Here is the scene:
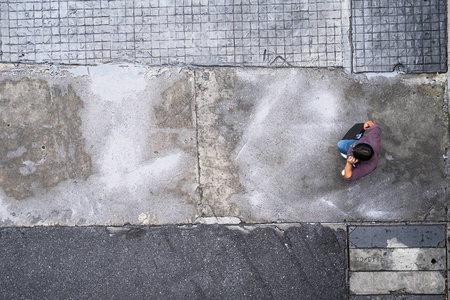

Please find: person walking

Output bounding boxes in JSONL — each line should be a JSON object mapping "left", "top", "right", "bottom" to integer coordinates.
{"left": 337, "top": 121, "right": 381, "bottom": 182}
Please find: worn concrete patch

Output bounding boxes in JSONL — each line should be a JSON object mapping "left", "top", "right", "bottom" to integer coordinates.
{"left": 349, "top": 271, "right": 446, "bottom": 295}
{"left": 195, "top": 69, "right": 246, "bottom": 217}
{"left": 0, "top": 66, "right": 199, "bottom": 226}
{"left": 196, "top": 68, "right": 448, "bottom": 222}
{"left": 350, "top": 224, "right": 447, "bottom": 298}
{"left": 365, "top": 76, "right": 448, "bottom": 220}
{"left": 350, "top": 248, "right": 446, "bottom": 271}
{"left": 0, "top": 78, "right": 92, "bottom": 200}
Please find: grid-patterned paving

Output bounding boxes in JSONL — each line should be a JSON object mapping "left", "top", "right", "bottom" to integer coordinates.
{"left": 352, "top": 0, "right": 447, "bottom": 73}
{"left": 0, "top": 0, "right": 343, "bottom": 67}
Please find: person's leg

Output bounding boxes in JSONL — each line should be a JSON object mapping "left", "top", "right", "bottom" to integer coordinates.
{"left": 337, "top": 139, "right": 357, "bottom": 155}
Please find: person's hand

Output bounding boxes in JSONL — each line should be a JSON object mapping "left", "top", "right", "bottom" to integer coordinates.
{"left": 347, "top": 156, "right": 359, "bottom": 164}
{"left": 364, "top": 121, "right": 374, "bottom": 130}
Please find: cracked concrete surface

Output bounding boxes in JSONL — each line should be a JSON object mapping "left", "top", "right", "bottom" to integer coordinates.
{"left": 0, "top": 64, "right": 448, "bottom": 226}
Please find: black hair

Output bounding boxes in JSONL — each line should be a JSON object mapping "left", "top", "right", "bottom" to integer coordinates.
{"left": 353, "top": 143, "right": 374, "bottom": 161}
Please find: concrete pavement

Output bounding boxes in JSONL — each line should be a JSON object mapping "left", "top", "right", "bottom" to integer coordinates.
{"left": 0, "top": 64, "right": 448, "bottom": 298}
{"left": 0, "top": 65, "right": 447, "bottom": 226}
{"left": 0, "top": 0, "right": 449, "bottom": 298}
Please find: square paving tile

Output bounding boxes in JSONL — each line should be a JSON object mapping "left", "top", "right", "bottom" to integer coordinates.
{"left": 0, "top": 0, "right": 343, "bottom": 67}
{"left": 352, "top": 0, "right": 447, "bottom": 73}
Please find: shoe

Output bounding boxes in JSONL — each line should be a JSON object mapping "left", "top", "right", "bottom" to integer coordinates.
{"left": 340, "top": 153, "right": 347, "bottom": 159}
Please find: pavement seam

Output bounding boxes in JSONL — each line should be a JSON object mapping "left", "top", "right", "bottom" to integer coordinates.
{"left": 445, "top": 87, "right": 450, "bottom": 222}
{"left": 347, "top": 0, "right": 354, "bottom": 74}
{"left": 346, "top": 224, "right": 351, "bottom": 300}
{"left": 2, "top": 221, "right": 450, "bottom": 229}
{"left": 193, "top": 70, "right": 204, "bottom": 218}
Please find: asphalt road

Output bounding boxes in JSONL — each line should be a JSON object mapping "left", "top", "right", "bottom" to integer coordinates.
{"left": 0, "top": 224, "right": 347, "bottom": 300}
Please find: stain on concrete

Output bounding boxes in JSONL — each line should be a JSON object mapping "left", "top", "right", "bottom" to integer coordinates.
{"left": 0, "top": 66, "right": 446, "bottom": 225}
{"left": 195, "top": 69, "right": 245, "bottom": 217}
{"left": 343, "top": 81, "right": 365, "bottom": 100}
{"left": 204, "top": 69, "right": 448, "bottom": 223}
{"left": 366, "top": 77, "right": 447, "bottom": 189}
{"left": 148, "top": 131, "right": 196, "bottom": 156}
{"left": 337, "top": 74, "right": 448, "bottom": 220}
{"left": 0, "top": 78, "right": 92, "bottom": 200}
{"left": 155, "top": 77, "right": 195, "bottom": 129}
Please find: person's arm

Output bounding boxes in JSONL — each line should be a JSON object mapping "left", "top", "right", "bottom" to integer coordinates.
{"left": 343, "top": 156, "right": 359, "bottom": 179}
{"left": 364, "top": 121, "right": 381, "bottom": 153}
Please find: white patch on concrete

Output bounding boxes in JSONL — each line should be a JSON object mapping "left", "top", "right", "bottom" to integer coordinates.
{"left": 385, "top": 154, "right": 394, "bottom": 160}
{"left": 357, "top": 206, "right": 394, "bottom": 219}
{"left": 138, "top": 213, "right": 150, "bottom": 225}
{"left": 350, "top": 271, "right": 445, "bottom": 294}
{"left": 195, "top": 216, "right": 241, "bottom": 224}
{"left": 79, "top": 66, "right": 188, "bottom": 196}
{"left": 350, "top": 248, "right": 446, "bottom": 271}
{"left": 101, "top": 149, "right": 182, "bottom": 190}
{"left": 0, "top": 189, "right": 14, "bottom": 223}
{"left": 309, "top": 92, "right": 337, "bottom": 119}
{"left": 19, "top": 159, "right": 45, "bottom": 176}
{"left": 321, "top": 198, "right": 352, "bottom": 217}
{"left": 390, "top": 248, "right": 419, "bottom": 270}
{"left": 249, "top": 191, "right": 265, "bottom": 207}
{"left": 321, "top": 199, "right": 338, "bottom": 209}
{"left": 7, "top": 146, "right": 27, "bottom": 158}
{"left": 252, "top": 97, "right": 275, "bottom": 128}
{"left": 240, "top": 71, "right": 295, "bottom": 140}
{"left": 123, "top": 152, "right": 182, "bottom": 189}
{"left": 89, "top": 65, "right": 147, "bottom": 103}
{"left": 364, "top": 72, "right": 400, "bottom": 79}
{"left": 365, "top": 210, "right": 386, "bottom": 218}
{"left": 100, "top": 109, "right": 182, "bottom": 189}
{"left": 386, "top": 237, "right": 408, "bottom": 248}
{"left": 67, "top": 66, "right": 90, "bottom": 77}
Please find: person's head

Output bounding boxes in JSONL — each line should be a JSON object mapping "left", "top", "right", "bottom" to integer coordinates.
{"left": 353, "top": 143, "right": 374, "bottom": 161}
